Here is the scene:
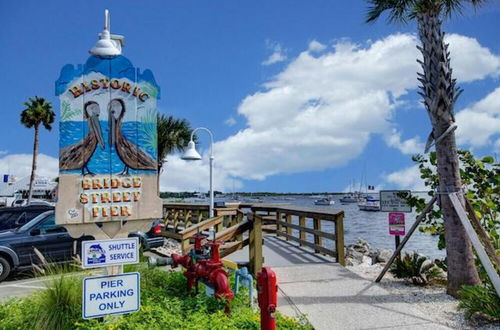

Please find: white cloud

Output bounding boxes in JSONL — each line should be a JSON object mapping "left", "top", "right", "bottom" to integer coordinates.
{"left": 262, "top": 42, "right": 287, "bottom": 66}
{"left": 494, "top": 138, "right": 500, "bottom": 153}
{"left": 384, "top": 165, "right": 427, "bottom": 191}
{"left": 224, "top": 116, "right": 237, "bottom": 127}
{"left": 0, "top": 150, "right": 7, "bottom": 156}
{"left": 446, "top": 34, "right": 500, "bottom": 82}
{"left": 385, "top": 129, "right": 424, "bottom": 154}
{"left": 308, "top": 40, "right": 326, "bottom": 53}
{"left": 216, "top": 34, "right": 421, "bottom": 180}
{"left": 456, "top": 87, "right": 500, "bottom": 147}
{"left": 160, "top": 154, "right": 242, "bottom": 192}
{"left": 0, "top": 153, "right": 59, "bottom": 179}
{"left": 6, "top": 34, "right": 497, "bottom": 192}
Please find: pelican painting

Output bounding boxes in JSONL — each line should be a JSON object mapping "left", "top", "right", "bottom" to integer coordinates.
{"left": 59, "top": 101, "right": 105, "bottom": 174}
{"left": 108, "top": 98, "right": 156, "bottom": 174}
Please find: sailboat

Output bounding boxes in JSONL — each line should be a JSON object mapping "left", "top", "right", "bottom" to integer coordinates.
{"left": 340, "top": 180, "right": 360, "bottom": 203}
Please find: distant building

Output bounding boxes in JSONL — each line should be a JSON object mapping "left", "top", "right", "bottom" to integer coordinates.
{"left": 0, "top": 176, "right": 57, "bottom": 204}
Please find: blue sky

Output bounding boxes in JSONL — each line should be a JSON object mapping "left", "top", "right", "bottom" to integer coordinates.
{"left": 0, "top": 1, "right": 499, "bottom": 193}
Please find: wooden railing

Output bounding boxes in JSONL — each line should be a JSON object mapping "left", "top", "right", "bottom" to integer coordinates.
{"left": 161, "top": 202, "right": 346, "bottom": 273}
{"left": 251, "top": 205, "right": 345, "bottom": 265}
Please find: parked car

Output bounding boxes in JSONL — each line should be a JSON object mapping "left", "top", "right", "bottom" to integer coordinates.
{"left": 0, "top": 205, "right": 54, "bottom": 231}
{"left": 11, "top": 199, "right": 54, "bottom": 207}
{"left": 0, "top": 209, "right": 165, "bottom": 282}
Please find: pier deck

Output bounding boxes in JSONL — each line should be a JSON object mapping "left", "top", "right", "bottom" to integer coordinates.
{"left": 228, "top": 235, "right": 452, "bottom": 330}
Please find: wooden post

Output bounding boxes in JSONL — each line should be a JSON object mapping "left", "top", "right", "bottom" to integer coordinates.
{"left": 335, "top": 213, "right": 345, "bottom": 266}
{"left": 285, "top": 214, "right": 292, "bottom": 240}
{"left": 236, "top": 210, "right": 244, "bottom": 242}
{"left": 276, "top": 211, "right": 282, "bottom": 233}
{"left": 313, "top": 218, "right": 322, "bottom": 253}
{"left": 249, "top": 213, "right": 263, "bottom": 275}
{"left": 449, "top": 193, "right": 500, "bottom": 297}
{"left": 464, "top": 198, "right": 500, "bottom": 270}
{"left": 299, "top": 216, "right": 306, "bottom": 246}
{"left": 181, "top": 237, "right": 190, "bottom": 255}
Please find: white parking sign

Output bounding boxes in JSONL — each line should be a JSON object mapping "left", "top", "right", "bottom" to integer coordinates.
{"left": 83, "top": 272, "right": 140, "bottom": 319}
{"left": 82, "top": 237, "right": 139, "bottom": 268}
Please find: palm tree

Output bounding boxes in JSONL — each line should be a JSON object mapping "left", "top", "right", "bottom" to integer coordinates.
{"left": 20, "top": 97, "right": 55, "bottom": 204}
{"left": 366, "top": 0, "right": 485, "bottom": 296}
{"left": 157, "top": 114, "right": 195, "bottom": 192}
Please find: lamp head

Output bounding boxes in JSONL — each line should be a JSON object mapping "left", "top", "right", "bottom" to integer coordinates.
{"left": 89, "top": 9, "right": 124, "bottom": 56}
{"left": 181, "top": 141, "right": 202, "bottom": 161}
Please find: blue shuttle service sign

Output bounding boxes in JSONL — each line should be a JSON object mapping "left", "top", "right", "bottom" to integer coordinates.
{"left": 82, "top": 237, "right": 139, "bottom": 268}
{"left": 83, "top": 272, "right": 140, "bottom": 319}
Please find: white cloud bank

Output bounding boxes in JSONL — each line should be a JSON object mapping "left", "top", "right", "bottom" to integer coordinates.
{"left": 3, "top": 33, "right": 499, "bottom": 192}
{"left": 385, "top": 129, "right": 424, "bottom": 154}
{"left": 456, "top": 87, "right": 500, "bottom": 148}
{"left": 0, "top": 153, "right": 59, "bottom": 180}
{"left": 384, "top": 165, "right": 427, "bottom": 191}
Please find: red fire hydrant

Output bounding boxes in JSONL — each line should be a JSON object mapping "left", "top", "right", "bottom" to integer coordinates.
{"left": 257, "top": 266, "right": 277, "bottom": 330}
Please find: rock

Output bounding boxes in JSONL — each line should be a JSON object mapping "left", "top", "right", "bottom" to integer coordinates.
{"left": 349, "top": 238, "right": 371, "bottom": 254}
{"left": 361, "top": 255, "right": 373, "bottom": 266}
{"left": 345, "top": 248, "right": 365, "bottom": 263}
{"left": 345, "top": 258, "right": 356, "bottom": 266}
{"left": 368, "top": 248, "right": 380, "bottom": 264}
{"left": 376, "top": 249, "right": 394, "bottom": 263}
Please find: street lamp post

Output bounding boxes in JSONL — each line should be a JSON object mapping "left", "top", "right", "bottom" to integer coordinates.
{"left": 181, "top": 127, "right": 215, "bottom": 218}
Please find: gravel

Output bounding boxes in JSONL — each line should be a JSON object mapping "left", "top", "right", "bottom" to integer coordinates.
{"left": 347, "top": 263, "right": 498, "bottom": 330}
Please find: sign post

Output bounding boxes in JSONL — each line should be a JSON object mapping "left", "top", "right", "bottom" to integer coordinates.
{"left": 380, "top": 190, "right": 412, "bottom": 259}
{"left": 54, "top": 10, "right": 162, "bottom": 319}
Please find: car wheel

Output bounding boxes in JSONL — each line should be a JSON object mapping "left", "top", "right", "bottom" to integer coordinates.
{"left": 0, "top": 256, "right": 12, "bottom": 282}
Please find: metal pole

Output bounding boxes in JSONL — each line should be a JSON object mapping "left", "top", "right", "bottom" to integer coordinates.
{"left": 190, "top": 127, "right": 215, "bottom": 218}
{"left": 209, "top": 155, "right": 214, "bottom": 218}
{"left": 376, "top": 195, "right": 437, "bottom": 282}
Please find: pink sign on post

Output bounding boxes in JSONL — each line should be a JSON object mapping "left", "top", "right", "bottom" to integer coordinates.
{"left": 389, "top": 212, "right": 405, "bottom": 236}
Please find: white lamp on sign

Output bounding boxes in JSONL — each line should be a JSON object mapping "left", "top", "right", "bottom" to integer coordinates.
{"left": 90, "top": 9, "right": 125, "bottom": 56}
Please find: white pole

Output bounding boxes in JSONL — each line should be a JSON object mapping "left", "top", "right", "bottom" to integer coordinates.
{"left": 448, "top": 192, "right": 500, "bottom": 297}
{"left": 190, "top": 127, "right": 215, "bottom": 218}
{"left": 209, "top": 155, "right": 214, "bottom": 218}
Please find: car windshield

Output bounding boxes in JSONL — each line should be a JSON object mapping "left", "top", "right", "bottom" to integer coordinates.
{"left": 17, "top": 212, "right": 54, "bottom": 232}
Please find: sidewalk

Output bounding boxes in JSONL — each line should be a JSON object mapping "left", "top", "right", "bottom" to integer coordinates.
{"left": 229, "top": 236, "right": 452, "bottom": 330}
{"left": 275, "top": 263, "right": 452, "bottom": 330}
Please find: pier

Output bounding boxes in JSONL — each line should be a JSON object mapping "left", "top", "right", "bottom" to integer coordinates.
{"left": 160, "top": 202, "right": 454, "bottom": 330}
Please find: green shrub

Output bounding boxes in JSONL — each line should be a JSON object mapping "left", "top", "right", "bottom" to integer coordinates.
{"left": 389, "top": 252, "right": 443, "bottom": 285}
{"left": 458, "top": 284, "right": 500, "bottom": 322}
{"left": 0, "top": 266, "right": 311, "bottom": 330}
{"left": 32, "top": 274, "right": 84, "bottom": 330}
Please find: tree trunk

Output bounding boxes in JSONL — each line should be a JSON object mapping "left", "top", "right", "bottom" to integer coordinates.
{"left": 417, "top": 12, "right": 480, "bottom": 297}
{"left": 27, "top": 124, "right": 40, "bottom": 204}
{"left": 157, "top": 164, "right": 163, "bottom": 196}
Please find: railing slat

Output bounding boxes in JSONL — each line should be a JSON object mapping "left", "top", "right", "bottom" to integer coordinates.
{"left": 276, "top": 231, "right": 336, "bottom": 257}
{"left": 275, "top": 219, "right": 336, "bottom": 240}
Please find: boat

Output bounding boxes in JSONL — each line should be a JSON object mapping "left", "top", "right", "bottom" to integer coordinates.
{"left": 314, "top": 197, "right": 335, "bottom": 206}
{"left": 358, "top": 196, "right": 380, "bottom": 211}
{"left": 339, "top": 193, "right": 359, "bottom": 203}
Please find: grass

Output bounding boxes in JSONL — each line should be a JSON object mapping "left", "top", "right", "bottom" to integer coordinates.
{"left": 458, "top": 283, "right": 500, "bottom": 322}
{"left": 0, "top": 265, "right": 311, "bottom": 330}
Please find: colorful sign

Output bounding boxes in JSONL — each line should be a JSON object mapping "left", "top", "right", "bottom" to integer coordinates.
{"left": 82, "top": 272, "right": 140, "bottom": 319}
{"left": 388, "top": 212, "right": 405, "bottom": 236}
{"left": 82, "top": 237, "right": 139, "bottom": 269}
{"left": 380, "top": 190, "right": 412, "bottom": 213}
{"left": 55, "top": 55, "right": 162, "bottom": 224}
